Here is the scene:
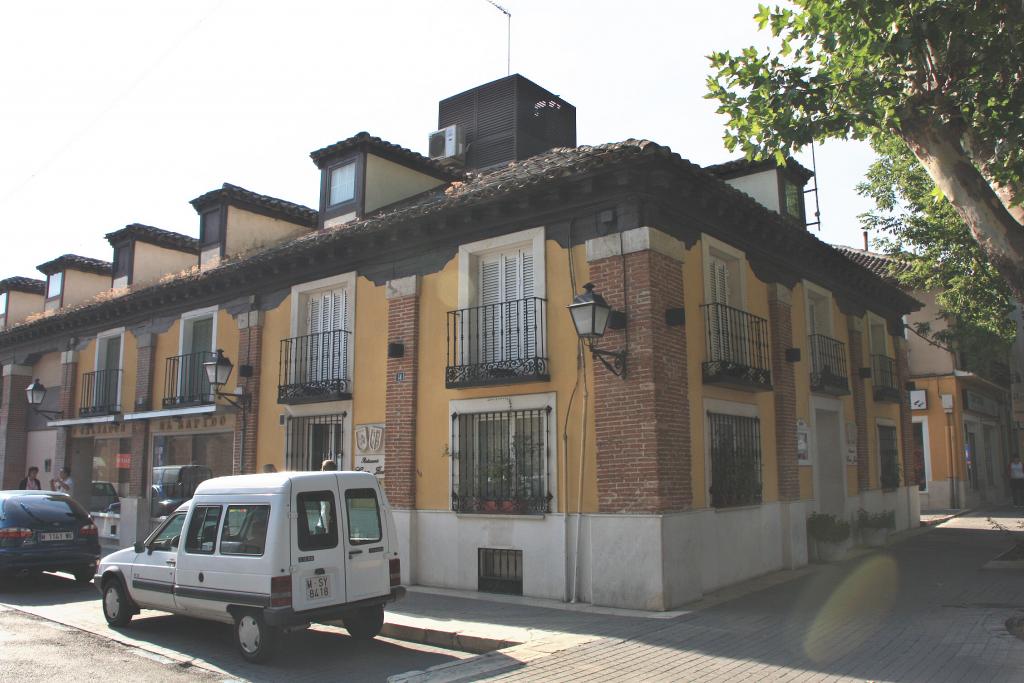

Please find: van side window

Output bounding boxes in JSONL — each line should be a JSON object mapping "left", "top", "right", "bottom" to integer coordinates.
{"left": 220, "top": 505, "right": 270, "bottom": 556}
{"left": 149, "top": 512, "right": 186, "bottom": 552}
{"left": 297, "top": 491, "right": 338, "bottom": 551}
{"left": 185, "top": 505, "right": 223, "bottom": 554}
{"left": 345, "top": 488, "right": 382, "bottom": 545}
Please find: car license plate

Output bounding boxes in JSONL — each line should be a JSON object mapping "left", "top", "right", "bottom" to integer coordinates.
{"left": 39, "top": 531, "right": 73, "bottom": 542}
{"left": 305, "top": 575, "right": 331, "bottom": 600}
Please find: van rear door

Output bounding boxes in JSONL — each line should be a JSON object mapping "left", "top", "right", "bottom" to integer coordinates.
{"left": 291, "top": 478, "right": 347, "bottom": 613}
{"left": 338, "top": 478, "right": 389, "bottom": 602}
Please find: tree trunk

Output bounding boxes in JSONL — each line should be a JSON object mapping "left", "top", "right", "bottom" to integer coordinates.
{"left": 899, "top": 114, "right": 1024, "bottom": 302}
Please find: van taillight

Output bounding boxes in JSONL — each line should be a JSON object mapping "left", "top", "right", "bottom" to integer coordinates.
{"left": 389, "top": 558, "right": 401, "bottom": 587}
{"left": 79, "top": 524, "right": 98, "bottom": 537}
{"left": 270, "top": 575, "right": 292, "bottom": 608}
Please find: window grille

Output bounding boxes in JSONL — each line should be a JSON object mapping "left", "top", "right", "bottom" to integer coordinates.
{"left": 878, "top": 425, "right": 901, "bottom": 490}
{"left": 478, "top": 548, "right": 523, "bottom": 595}
{"left": 708, "top": 412, "right": 762, "bottom": 508}
{"left": 451, "top": 407, "right": 551, "bottom": 514}
{"left": 286, "top": 414, "right": 346, "bottom": 472}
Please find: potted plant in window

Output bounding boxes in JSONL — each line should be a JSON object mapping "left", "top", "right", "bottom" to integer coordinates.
{"left": 857, "top": 508, "right": 895, "bottom": 547}
{"left": 807, "top": 512, "right": 851, "bottom": 562}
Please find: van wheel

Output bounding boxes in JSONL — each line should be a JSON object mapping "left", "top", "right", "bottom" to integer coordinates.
{"left": 102, "top": 579, "right": 133, "bottom": 627}
{"left": 344, "top": 604, "right": 384, "bottom": 640}
{"left": 234, "top": 610, "right": 278, "bottom": 663}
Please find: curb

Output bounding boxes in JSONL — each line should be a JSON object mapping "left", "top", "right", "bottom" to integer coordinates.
{"left": 381, "top": 621, "right": 520, "bottom": 654}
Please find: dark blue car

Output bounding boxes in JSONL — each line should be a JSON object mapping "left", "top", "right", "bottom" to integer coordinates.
{"left": 0, "top": 491, "right": 100, "bottom": 584}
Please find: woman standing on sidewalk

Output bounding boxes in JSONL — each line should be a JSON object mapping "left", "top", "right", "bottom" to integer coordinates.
{"left": 1009, "top": 456, "right": 1024, "bottom": 507}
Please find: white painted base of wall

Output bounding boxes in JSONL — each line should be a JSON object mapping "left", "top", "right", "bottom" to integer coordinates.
{"left": 398, "top": 500, "right": 821, "bottom": 611}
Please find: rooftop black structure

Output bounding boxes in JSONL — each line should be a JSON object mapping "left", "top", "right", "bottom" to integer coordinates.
{"left": 190, "top": 183, "right": 318, "bottom": 228}
{"left": 36, "top": 254, "right": 112, "bottom": 277}
{"left": 310, "top": 131, "right": 461, "bottom": 180}
{"left": 0, "top": 139, "right": 920, "bottom": 346}
{"left": 438, "top": 74, "right": 576, "bottom": 170}
{"left": 705, "top": 156, "right": 814, "bottom": 184}
{"left": 0, "top": 276, "right": 46, "bottom": 295}
{"left": 105, "top": 224, "right": 200, "bottom": 254}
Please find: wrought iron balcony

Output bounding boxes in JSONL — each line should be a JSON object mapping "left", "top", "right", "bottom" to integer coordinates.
{"left": 278, "top": 329, "right": 352, "bottom": 404}
{"left": 163, "top": 352, "right": 215, "bottom": 408}
{"left": 446, "top": 297, "right": 549, "bottom": 389}
{"left": 872, "top": 354, "right": 901, "bottom": 402}
{"left": 809, "top": 334, "right": 849, "bottom": 396}
{"left": 701, "top": 303, "right": 772, "bottom": 391}
{"left": 79, "top": 369, "right": 122, "bottom": 416}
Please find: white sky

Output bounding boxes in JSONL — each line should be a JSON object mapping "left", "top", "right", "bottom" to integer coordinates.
{"left": 0, "top": 0, "right": 875, "bottom": 280}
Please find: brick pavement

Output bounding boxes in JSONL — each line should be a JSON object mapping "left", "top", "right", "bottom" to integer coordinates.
{"left": 398, "top": 509, "right": 1024, "bottom": 682}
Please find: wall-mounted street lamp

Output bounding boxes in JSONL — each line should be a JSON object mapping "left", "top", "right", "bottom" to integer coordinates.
{"left": 203, "top": 349, "right": 251, "bottom": 409}
{"left": 568, "top": 283, "right": 627, "bottom": 378}
{"left": 24, "top": 379, "right": 62, "bottom": 420}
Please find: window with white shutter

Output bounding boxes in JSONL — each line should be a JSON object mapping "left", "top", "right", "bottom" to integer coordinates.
{"left": 707, "top": 256, "right": 733, "bottom": 361}
{"left": 448, "top": 227, "right": 548, "bottom": 388}
{"left": 305, "top": 288, "right": 350, "bottom": 385}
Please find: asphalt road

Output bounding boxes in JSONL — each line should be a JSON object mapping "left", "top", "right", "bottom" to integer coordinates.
{"left": 0, "top": 572, "right": 470, "bottom": 682}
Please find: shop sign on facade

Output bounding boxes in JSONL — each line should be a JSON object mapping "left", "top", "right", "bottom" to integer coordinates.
{"left": 963, "top": 389, "right": 1000, "bottom": 417}
{"left": 796, "top": 418, "right": 810, "bottom": 464}
{"left": 909, "top": 390, "right": 927, "bottom": 410}
{"left": 354, "top": 423, "right": 385, "bottom": 477}
{"left": 70, "top": 421, "right": 133, "bottom": 438}
{"left": 116, "top": 453, "right": 131, "bottom": 469}
{"left": 156, "top": 414, "right": 233, "bottom": 433}
{"left": 845, "top": 421, "right": 858, "bottom": 464}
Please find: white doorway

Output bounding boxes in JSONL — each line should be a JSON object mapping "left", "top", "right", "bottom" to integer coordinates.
{"left": 912, "top": 416, "right": 932, "bottom": 492}
{"left": 814, "top": 404, "right": 846, "bottom": 517}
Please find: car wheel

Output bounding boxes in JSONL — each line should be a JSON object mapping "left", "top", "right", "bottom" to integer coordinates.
{"left": 234, "top": 609, "right": 278, "bottom": 663}
{"left": 344, "top": 604, "right": 384, "bottom": 640}
{"left": 73, "top": 567, "right": 95, "bottom": 585}
{"left": 102, "top": 579, "right": 133, "bottom": 627}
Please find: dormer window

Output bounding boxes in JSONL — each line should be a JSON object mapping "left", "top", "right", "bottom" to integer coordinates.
{"left": 200, "top": 209, "right": 222, "bottom": 247}
{"left": 329, "top": 161, "right": 356, "bottom": 207}
{"left": 0, "top": 291, "right": 7, "bottom": 328}
{"left": 47, "top": 272, "right": 63, "bottom": 299}
{"left": 112, "top": 243, "right": 132, "bottom": 286}
{"left": 783, "top": 178, "right": 804, "bottom": 221}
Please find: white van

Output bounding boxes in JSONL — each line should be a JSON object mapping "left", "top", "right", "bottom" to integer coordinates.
{"left": 96, "top": 471, "right": 404, "bottom": 662}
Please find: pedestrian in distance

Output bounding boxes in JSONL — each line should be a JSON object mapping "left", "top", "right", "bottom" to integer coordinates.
{"left": 1009, "top": 455, "right": 1024, "bottom": 508}
{"left": 50, "top": 467, "right": 74, "bottom": 496}
{"left": 262, "top": 464, "right": 278, "bottom": 473}
{"left": 18, "top": 466, "right": 42, "bottom": 490}
{"left": 320, "top": 459, "right": 337, "bottom": 471}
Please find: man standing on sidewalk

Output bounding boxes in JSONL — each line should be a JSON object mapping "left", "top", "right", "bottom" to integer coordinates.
{"left": 1009, "top": 456, "right": 1024, "bottom": 508}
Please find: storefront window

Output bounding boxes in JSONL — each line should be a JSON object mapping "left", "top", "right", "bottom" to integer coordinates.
{"left": 153, "top": 432, "right": 233, "bottom": 478}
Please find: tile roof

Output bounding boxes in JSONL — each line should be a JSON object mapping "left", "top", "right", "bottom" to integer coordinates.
{"left": 190, "top": 183, "right": 318, "bottom": 227}
{"left": 0, "top": 276, "right": 46, "bottom": 295}
{"left": 105, "top": 223, "right": 199, "bottom": 254}
{"left": 36, "top": 254, "right": 112, "bottom": 277}
{"left": 309, "top": 131, "right": 462, "bottom": 180}
{"left": 705, "top": 156, "right": 814, "bottom": 183}
{"left": 0, "top": 139, "right": 919, "bottom": 344}
{"left": 832, "top": 246, "right": 912, "bottom": 285}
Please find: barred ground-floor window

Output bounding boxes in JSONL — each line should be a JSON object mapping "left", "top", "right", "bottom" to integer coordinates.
{"left": 708, "top": 412, "right": 762, "bottom": 508}
{"left": 286, "top": 413, "right": 347, "bottom": 471}
{"left": 878, "top": 424, "right": 900, "bottom": 490}
{"left": 451, "top": 406, "right": 551, "bottom": 514}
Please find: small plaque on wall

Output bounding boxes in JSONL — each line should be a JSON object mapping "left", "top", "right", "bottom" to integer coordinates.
{"left": 845, "top": 421, "right": 858, "bottom": 464}
{"left": 796, "top": 418, "right": 810, "bottom": 464}
{"left": 354, "top": 423, "right": 385, "bottom": 478}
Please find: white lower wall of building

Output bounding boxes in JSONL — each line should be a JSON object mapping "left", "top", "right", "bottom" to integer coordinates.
{"left": 398, "top": 490, "right": 918, "bottom": 611}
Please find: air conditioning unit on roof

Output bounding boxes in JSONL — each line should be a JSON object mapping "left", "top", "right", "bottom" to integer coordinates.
{"left": 428, "top": 124, "right": 465, "bottom": 162}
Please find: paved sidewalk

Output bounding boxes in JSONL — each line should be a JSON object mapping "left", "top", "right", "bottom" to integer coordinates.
{"left": 394, "top": 509, "right": 1024, "bottom": 682}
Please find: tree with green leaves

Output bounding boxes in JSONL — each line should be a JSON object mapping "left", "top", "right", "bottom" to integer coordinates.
{"left": 859, "top": 134, "right": 1014, "bottom": 380}
{"left": 707, "top": 1, "right": 1024, "bottom": 300}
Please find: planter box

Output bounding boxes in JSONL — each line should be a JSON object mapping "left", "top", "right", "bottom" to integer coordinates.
{"left": 813, "top": 538, "right": 848, "bottom": 562}
{"left": 861, "top": 527, "right": 890, "bottom": 548}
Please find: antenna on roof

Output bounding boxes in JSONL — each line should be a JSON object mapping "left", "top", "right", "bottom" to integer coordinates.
{"left": 804, "top": 139, "right": 823, "bottom": 231}
{"left": 483, "top": 0, "right": 512, "bottom": 75}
